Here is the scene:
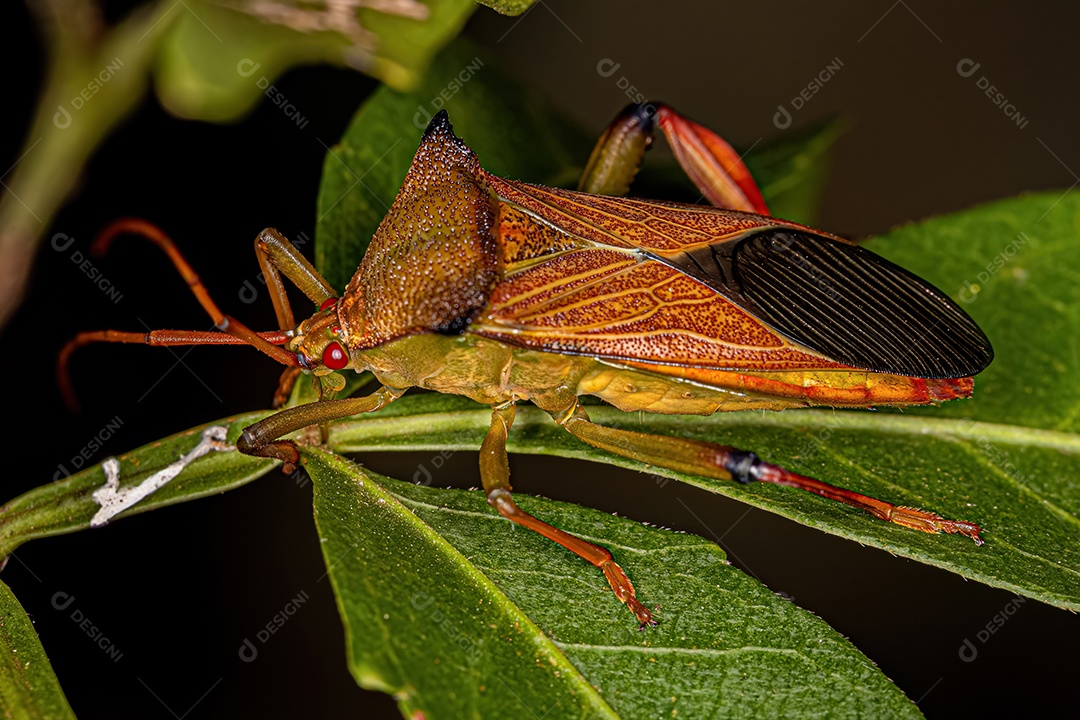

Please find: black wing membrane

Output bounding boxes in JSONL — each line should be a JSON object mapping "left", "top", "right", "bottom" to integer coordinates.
{"left": 649, "top": 229, "right": 993, "bottom": 379}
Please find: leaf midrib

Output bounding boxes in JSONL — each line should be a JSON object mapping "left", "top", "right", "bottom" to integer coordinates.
{"left": 329, "top": 401, "right": 1080, "bottom": 611}
{"left": 305, "top": 448, "right": 622, "bottom": 719}
{"left": 386, "top": 478, "right": 889, "bottom": 710}
{"left": 330, "top": 404, "right": 1080, "bottom": 453}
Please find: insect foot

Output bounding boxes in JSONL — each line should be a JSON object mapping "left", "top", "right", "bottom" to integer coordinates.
{"left": 888, "top": 506, "right": 984, "bottom": 545}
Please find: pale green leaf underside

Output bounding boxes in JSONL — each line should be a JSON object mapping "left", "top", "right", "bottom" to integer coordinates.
{"left": 306, "top": 448, "right": 921, "bottom": 719}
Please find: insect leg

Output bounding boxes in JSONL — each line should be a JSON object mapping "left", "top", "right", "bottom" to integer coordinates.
{"left": 480, "top": 402, "right": 656, "bottom": 628}
{"left": 237, "top": 385, "right": 403, "bottom": 472}
{"left": 252, "top": 229, "right": 339, "bottom": 404}
{"left": 253, "top": 228, "right": 337, "bottom": 332}
{"left": 553, "top": 401, "right": 984, "bottom": 545}
{"left": 653, "top": 104, "right": 768, "bottom": 213}
{"left": 579, "top": 102, "right": 768, "bottom": 213}
{"left": 577, "top": 103, "right": 654, "bottom": 198}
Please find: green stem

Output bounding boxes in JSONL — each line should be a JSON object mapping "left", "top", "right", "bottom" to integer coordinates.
{"left": 0, "top": 0, "right": 177, "bottom": 329}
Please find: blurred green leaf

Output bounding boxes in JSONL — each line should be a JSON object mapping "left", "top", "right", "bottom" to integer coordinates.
{"left": 474, "top": 0, "right": 536, "bottom": 14}
{"left": 744, "top": 117, "right": 843, "bottom": 224}
{"left": 0, "top": 580, "right": 76, "bottom": 720}
{"left": 0, "top": 0, "right": 177, "bottom": 330}
{"left": 306, "top": 448, "right": 921, "bottom": 719}
{"left": 155, "top": 0, "right": 477, "bottom": 121}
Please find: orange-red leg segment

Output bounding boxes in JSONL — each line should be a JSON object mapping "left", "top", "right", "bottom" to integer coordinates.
{"left": 59, "top": 220, "right": 342, "bottom": 409}
{"left": 578, "top": 102, "right": 769, "bottom": 214}
{"left": 553, "top": 401, "right": 983, "bottom": 544}
{"left": 479, "top": 402, "right": 656, "bottom": 628}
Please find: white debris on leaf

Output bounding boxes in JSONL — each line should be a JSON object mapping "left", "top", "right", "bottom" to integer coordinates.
{"left": 90, "top": 426, "right": 233, "bottom": 528}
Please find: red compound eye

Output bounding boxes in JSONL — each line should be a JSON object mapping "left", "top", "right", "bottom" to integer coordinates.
{"left": 321, "top": 341, "right": 348, "bottom": 370}
{"left": 319, "top": 297, "right": 338, "bottom": 311}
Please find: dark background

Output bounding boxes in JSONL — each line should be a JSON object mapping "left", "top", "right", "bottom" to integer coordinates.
{"left": 3, "top": 2, "right": 1079, "bottom": 717}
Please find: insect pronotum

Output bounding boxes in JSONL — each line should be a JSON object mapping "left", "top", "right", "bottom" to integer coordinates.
{"left": 61, "top": 103, "right": 993, "bottom": 627}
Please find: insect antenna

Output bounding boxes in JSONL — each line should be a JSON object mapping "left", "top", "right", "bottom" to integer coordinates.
{"left": 58, "top": 218, "right": 301, "bottom": 412}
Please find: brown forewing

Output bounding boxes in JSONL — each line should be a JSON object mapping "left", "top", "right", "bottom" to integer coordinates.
{"left": 474, "top": 179, "right": 845, "bottom": 372}
{"left": 475, "top": 176, "right": 992, "bottom": 380}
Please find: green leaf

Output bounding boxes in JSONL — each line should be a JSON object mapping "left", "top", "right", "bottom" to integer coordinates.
{"left": 315, "top": 38, "right": 590, "bottom": 291}
{"left": 155, "top": 0, "right": 477, "bottom": 121}
{"left": 867, "top": 191, "right": 1079, "bottom": 432}
{"left": 0, "top": 414, "right": 276, "bottom": 559}
{"left": 316, "top": 182, "right": 1080, "bottom": 611}
{"left": 743, "top": 118, "right": 843, "bottom": 224}
{"left": 473, "top": 0, "right": 536, "bottom": 15}
{"left": 324, "top": 372, "right": 1080, "bottom": 613}
{"left": 306, "top": 447, "right": 921, "bottom": 719}
{"left": 0, "top": 580, "right": 76, "bottom": 720}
